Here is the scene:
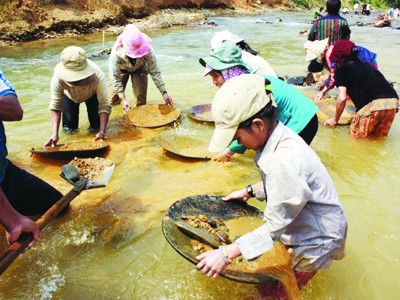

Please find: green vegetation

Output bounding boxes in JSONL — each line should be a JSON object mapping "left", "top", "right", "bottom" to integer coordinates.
{"left": 292, "top": 0, "right": 398, "bottom": 9}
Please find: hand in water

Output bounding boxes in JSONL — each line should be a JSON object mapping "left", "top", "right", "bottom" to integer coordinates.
{"left": 196, "top": 249, "right": 228, "bottom": 278}
{"left": 94, "top": 131, "right": 105, "bottom": 141}
{"left": 324, "top": 117, "right": 337, "bottom": 127}
{"left": 44, "top": 134, "right": 59, "bottom": 147}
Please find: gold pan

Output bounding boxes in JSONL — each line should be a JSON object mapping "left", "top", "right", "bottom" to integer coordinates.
{"left": 162, "top": 195, "right": 301, "bottom": 298}
{"left": 127, "top": 104, "right": 181, "bottom": 128}
{"left": 187, "top": 104, "right": 214, "bottom": 123}
{"left": 157, "top": 132, "right": 214, "bottom": 160}
{"left": 30, "top": 141, "right": 110, "bottom": 159}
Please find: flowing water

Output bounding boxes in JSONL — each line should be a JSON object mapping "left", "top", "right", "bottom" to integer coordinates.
{"left": 0, "top": 11, "right": 399, "bottom": 299}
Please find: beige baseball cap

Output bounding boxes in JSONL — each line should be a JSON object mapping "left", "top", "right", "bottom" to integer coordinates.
{"left": 54, "top": 46, "right": 96, "bottom": 82}
{"left": 208, "top": 74, "right": 276, "bottom": 153}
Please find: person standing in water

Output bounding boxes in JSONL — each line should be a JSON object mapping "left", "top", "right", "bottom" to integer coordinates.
{"left": 200, "top": 41, "right": 318, "bottom": 162}
{"left": 196, "top": 75, "right": 347, "bottom": 298}
{"left": 308, "top": 0, "right": 350, "bottom": 45}
{"left": 325, "top": 40, "right": 399, "bottom": 137}
{"left": 210, "top": 30, "right": 277, "bottom": 78}
{"left": 108, "top": 24, "right": 173, "bottom": 113}
{"left": 45, "top": 46, "right": 111, "bottom": 146}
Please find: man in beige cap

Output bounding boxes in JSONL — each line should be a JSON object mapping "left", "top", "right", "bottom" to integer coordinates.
{"left": 44, "top": 46, "right": 111, "bottom": 147}
{"left": 195, "top": 74, "right": 347, "bottom": 298}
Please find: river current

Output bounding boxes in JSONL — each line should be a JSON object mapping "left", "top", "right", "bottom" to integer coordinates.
{"left": 0, "top": 11, "right": 399, "bottom": 299}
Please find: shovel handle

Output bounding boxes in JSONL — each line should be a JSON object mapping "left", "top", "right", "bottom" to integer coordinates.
{"left": 0, "top": 179, "right": 87, "bottom": 276}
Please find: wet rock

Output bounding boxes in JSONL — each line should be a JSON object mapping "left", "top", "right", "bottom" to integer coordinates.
{"left": 286, "top": 76, "right": 306, "bottom": 86}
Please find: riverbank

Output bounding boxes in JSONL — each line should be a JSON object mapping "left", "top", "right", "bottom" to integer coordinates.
{"left": 0, "top": 0, "right": 290, "bottom": 45}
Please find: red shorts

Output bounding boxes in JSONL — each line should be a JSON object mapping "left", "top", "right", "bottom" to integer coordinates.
{"left": 350, "top": 109, "right": 397, "bottom": 138}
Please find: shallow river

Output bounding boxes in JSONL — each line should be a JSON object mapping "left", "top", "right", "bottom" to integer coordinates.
{"left": 0, "top": 11, "right": 399, "bottom": 299}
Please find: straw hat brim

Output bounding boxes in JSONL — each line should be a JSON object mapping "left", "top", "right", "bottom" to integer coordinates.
{"left": 54, "top": 59, "right": 96, "bottom": 82}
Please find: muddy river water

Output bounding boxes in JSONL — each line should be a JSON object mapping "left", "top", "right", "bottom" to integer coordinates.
{"left": 0, "top": 11, "right": 399, "bottom": 299}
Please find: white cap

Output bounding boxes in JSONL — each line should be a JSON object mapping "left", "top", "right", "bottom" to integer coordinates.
{"left": 209, "top": 74, "right": 276, "bottom": 152}
{"left": 210, "top": 30, "right": 245, "bottom": 49}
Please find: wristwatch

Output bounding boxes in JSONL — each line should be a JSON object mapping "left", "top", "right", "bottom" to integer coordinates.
{"left": 246, "top": 185, "right": 255, "bottom": 197}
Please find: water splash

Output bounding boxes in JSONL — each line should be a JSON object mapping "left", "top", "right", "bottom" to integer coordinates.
{"left": 36, "top": 265, "right": 66, "bottom": 300}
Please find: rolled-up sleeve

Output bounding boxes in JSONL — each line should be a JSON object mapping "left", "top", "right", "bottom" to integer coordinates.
{"left": 49, "top": 75, "right": 65, "bottom": 112}
{"left": 96, "top": 72, "right": 111, "bottom": 115}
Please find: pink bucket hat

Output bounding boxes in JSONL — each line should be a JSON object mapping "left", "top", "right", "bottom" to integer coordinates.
{"left": 118, "top": 24, "right": 152, "bottom": 58}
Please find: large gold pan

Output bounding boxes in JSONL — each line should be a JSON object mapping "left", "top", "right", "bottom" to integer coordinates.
{"left": 316, "top": 99, "right": 356, "bottom": 125}
{"left": 162, "top": 195, "right": 277, "bottom": 284}
{"left": 30, "top": 141, "right": 110, "bottom": 159}
{"left": 127, "top": 104, "right": 181, "bottom": 128}
{"left": 157, "top": 132, "right": 214, "bottom": 160}
{"left": 187, "top": 104, "right": 214, "bottom": 122}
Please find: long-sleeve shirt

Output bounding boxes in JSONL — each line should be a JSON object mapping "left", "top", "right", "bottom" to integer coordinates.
{"left": 49, "top": 60, "right": 111, "bottom": 115}
{"left": 108, "top": 41, "right": 166, "bottom": 99}
{"left": 236, "top": 122, "right": 347, "bottom": 272}
{"left": 308, "top": 14, "right": 350, "bottom": 45}
{"left": 0, "top": 69, "right": 17, "bottom": 183}
{"left": 242, "top": 51, "right": 277, "bottom": 78}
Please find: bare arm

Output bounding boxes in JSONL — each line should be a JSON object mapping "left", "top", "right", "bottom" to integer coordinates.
{"left": 94, "top": 112, "right": 109, "bottom": 141}
{"left": 324, "top": 86, "right": 347, "bottom": 127}
{"left": 0, "top": 187, "right": 39, "bottom": 247}
{"left": 43, "top": 110, "right": 61, "bottom": 147}
{"left": 222, "top": 180, "right": 264, "bottom": 202}
{"left": 0, "top": 93, "right": 23, "bottom": 121}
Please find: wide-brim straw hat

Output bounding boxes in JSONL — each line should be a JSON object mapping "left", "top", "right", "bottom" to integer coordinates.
{"left": 54, "top": 46, "right": 96, "bottom": 82}
{"left": 304, "top": 38, "right": 329, "bottom": 62}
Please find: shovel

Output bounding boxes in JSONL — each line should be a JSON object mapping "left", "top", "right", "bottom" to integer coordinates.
{"left": 0, "top": 160, "right": 113, "bottom": 276}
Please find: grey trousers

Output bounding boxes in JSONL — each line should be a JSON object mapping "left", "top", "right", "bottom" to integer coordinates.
{"left": 109, "top": 65, "right": 148, "bottom": 106}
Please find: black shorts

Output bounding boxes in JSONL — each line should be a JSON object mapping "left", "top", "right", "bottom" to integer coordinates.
{"left": 1, "top": 160, "right": 62, "bottom": 215}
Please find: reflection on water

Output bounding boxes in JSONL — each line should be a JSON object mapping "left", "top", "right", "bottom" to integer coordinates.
{"left": 0, "top": 11, "right": 399, "bottom": 299}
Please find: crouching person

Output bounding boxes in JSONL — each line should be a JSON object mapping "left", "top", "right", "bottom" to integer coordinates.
{"left": 196, "top": 74, "right": 347, "bottom": 298}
